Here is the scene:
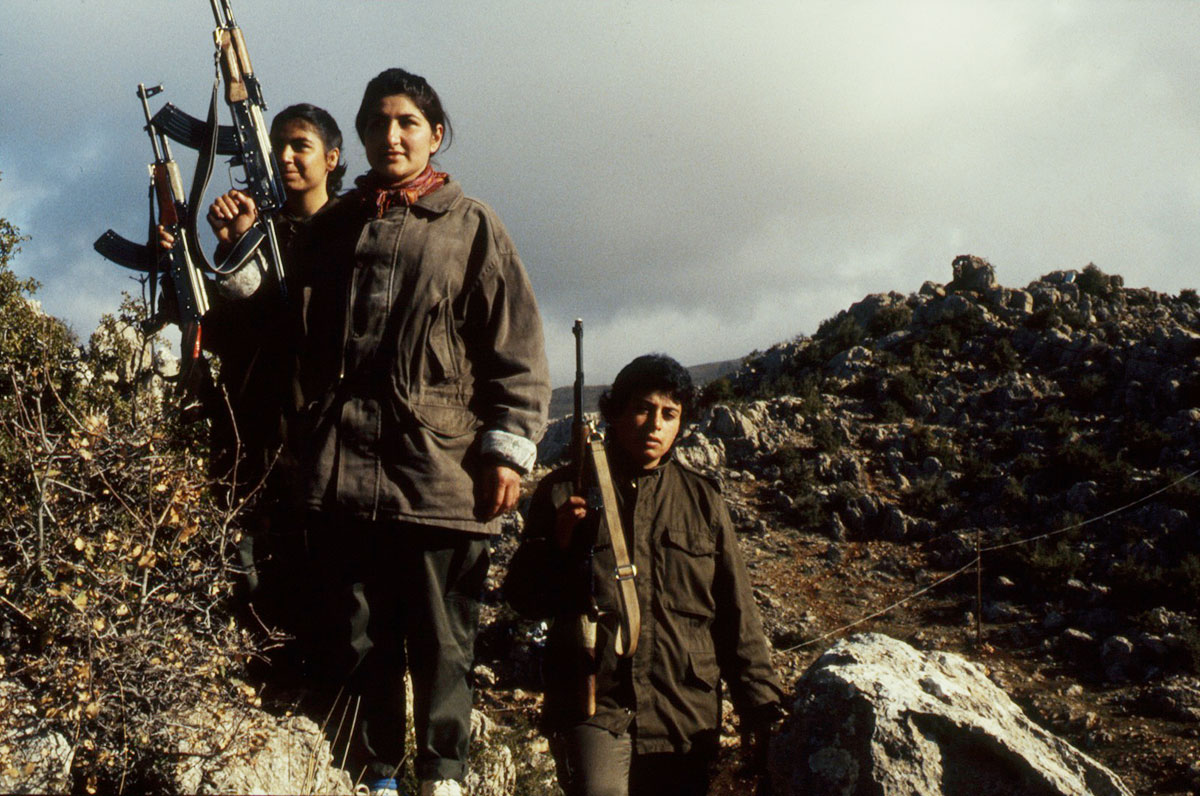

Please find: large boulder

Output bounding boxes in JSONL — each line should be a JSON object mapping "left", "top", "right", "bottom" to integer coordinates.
{"left": 948, "top": 254, "right": 997, "bottom": 293}
{"left": 770, "top": 633, "right": 1132, "bottom": 796}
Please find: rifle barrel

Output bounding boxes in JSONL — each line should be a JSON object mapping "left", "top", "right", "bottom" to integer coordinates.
{"left": 573, "top": 319, "right": 584, "bottom": 417}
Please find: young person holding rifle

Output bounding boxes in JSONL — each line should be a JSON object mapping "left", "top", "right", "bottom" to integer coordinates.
{"left": 506, "top": 354, "right": 783, "bottom": 796}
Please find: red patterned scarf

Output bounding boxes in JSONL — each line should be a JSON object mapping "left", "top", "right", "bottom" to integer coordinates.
{"left": 355, "top": 165, "right": 449, "bottom": 217}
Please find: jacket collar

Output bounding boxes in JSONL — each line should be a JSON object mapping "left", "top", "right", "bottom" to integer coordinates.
{"left": 411, "top": 178, "right": 462, "bottom": 214}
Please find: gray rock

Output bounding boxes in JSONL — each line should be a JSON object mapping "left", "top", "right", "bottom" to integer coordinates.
{"left": 709, "top": 404, "right": 758, "bottom": 439}
{"left": 881, "top": 505, "right": 910, "bottom": 540}
{"left": 1044, "top": 610, "right": 1068, "bottom": 633}
{"left": 827, "top": 345, "right": 873, "bottom": 379}
{"left": 674, "top": 432, "right": 725, "bottom": 470}
{"left": 1101, "top": 636, "right": 1135, "bottom": 683}
{"left": 1043, "top": 269, "right": 1078, "bottom": 285}
{"left": 0, "top": 680, "right": 74, "bottom": 795}
{"left": 465, "top": 708, "right": 516, "bottom": 796}
{"left": 1132, "top": 675, "right": 1200, "bottom": 722}
{"left": 169, "top": 701, "right": 353, "bottom": 795}
{"left": 1008, "top": 289, "right": 1036, "bottom": 315}
{"left": 1066, "top": 481, "right": 1099, "bottom": 513}
{"left": 847, "top": 292, "right": 908, "bottom": 331}
{"left": 949, "top": 254, "right": 998, "bottom": 292}
{"left": 913, "top": 294, "right": 978, "bottom": 328}
{"left": 769, "top": 633, "right": 1132, "bottom": 796}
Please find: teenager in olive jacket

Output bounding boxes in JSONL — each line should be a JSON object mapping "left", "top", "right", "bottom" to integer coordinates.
{"left": 506, "top": 354, "right": 782, "bottom": 796}
{"left": 290, "top": 69, "right": 549, "bottom": 796}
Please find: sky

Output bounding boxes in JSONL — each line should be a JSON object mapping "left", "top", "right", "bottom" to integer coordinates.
{"left": 2, "top": 1, "right": 1199, "bottom": 386}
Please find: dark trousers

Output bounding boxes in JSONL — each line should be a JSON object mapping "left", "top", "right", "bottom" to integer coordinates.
{"left": 551, "top": 724, "right": 715, "bottom": 796}
{"left": 308, "top": 514, "right": 489, "bottom": 783}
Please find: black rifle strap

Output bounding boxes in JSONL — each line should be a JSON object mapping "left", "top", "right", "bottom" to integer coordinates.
{"left": 146, "top": 180, "right": 158, "bottom": 314}
{"left": 184, "top": 78, "right": 266, "bottom": 278}
{"left": 185, "top": 79, "right": 222, "bottom": 278}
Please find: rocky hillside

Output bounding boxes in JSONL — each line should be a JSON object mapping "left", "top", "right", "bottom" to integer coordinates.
{"left": 506, "top": 255, "right": 1200, "bottom": 793}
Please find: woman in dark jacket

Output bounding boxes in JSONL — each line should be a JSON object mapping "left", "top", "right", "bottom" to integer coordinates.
{"left": 506, "top": 354, "right": 782, "bottom": 796}
{"left": 290, "top": 68, "right": 549, "bottom": 796}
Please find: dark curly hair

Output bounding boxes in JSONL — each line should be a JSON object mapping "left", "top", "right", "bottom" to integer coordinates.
{"left": 271, "top": 103, "right": 347, "bottom": 194}
{"left": 354, "top": 67, "right": 453, "bottom": 153}
{"left": 599, "top": 354, "right": 697, "bottom": 427}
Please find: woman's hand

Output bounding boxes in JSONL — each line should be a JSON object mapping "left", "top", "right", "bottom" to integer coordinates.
{"left": 553, "top": 495, "right": 587, "bottom": 550}
{"left": 207, "top": 190, "right": 258, "bottom": 246}
{"left": 478, "top": 464, "right": 522, "bottom": 520}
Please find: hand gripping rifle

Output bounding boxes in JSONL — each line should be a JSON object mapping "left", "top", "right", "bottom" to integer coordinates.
{"left": 94, "top": 84, "right": 211, "bottom": 392}
{"left": 141, "top": 0, "right": 289, "bottom": 297}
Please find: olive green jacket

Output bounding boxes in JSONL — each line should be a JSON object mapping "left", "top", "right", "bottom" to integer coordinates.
{"left": 291, "top": 180, "right": 549, "bottom": 532}
{"left": 506, "top": 455, "right": 784, "bottom": 753}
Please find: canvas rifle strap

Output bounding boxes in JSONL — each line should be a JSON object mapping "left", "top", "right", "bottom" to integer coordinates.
{"left": 588, "top": 438, "right": 640, "bottom": 657}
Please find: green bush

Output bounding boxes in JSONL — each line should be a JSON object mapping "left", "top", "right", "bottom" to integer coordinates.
{"left": 867, "top": 304, "right": 913, "bottom": 338}
{"left": 809, "top": 416, "right": 844, "bottom": 455}
{"left": 815, "top": 312, "right": 864, "bottom": 357}
{"left": 986, "top": 337, "right": 1021, "bottom": 372}
{"left": 1021, "top": 538, "right": 1087, "bottom": 589}
{"left": 699, "top": 376, "right": 736, "bottom": 407}
{"left": 1076, "top": 263, "right": 1122, "bottom": 298}
{"left": 905, "top": 474, "right": 951, "bottom": 517}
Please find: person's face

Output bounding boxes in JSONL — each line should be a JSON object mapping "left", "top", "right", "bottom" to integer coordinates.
{"left": 611, "top": 390, "right": 682, "bottom": 470}
{"left": 361, "top": 93, "right": 444, "bottom": 185}
{"left": 272, "top": 120, "right": 338, "bottom": 198}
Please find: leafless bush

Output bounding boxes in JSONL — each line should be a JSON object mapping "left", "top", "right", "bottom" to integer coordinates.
{"left": 0, "top": 243, "right": 263, "bottom": 792}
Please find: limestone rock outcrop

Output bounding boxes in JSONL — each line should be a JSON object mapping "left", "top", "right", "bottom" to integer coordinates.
{"left": 769, "top": 633, "right": 1132, "bottom": 796}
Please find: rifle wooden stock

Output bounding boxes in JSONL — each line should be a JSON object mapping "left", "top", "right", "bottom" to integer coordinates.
{"left": 216, "top": 30, "right": 249, "bottom": 103}
{"left": 230, "top": 27, "right": 253, "bottom": 77}
{"left": 152, "top": 162, "right": 185, "bottom": 227}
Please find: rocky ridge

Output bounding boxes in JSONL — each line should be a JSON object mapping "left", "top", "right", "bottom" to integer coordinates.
{"left": 510, "top": 255, "right": 1200, "bottom": 793}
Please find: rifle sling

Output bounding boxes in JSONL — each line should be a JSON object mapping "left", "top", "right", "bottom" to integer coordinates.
{"left": 588, "top": 438, "right": 640, "bottom": 658}
{"left": 184, "top": 79, "right": 223, "bottom": 278}
{"left": 176, "top": 79, "right": 264, "bottom": 279}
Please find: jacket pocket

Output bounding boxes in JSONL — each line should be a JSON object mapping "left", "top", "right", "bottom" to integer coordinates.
{"left": 423, "top": 298, "right": 462, "bottom": 384}
{"left": 686, "top": 650, "right": 720, "bottom": 691}
{"left": 406, "top": 299, "right": 479, "bottom": 437}
{"left": 660, "top": 524, "right": 717, "bottom": 617}
{"left": 409, "top": 386, "right": 480, "bottom": 438}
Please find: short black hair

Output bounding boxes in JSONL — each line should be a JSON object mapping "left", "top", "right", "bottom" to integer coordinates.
{"left": 599, "top": 354, "right": 697, "bottom": 427}
{"left": 354, "top": 67, "right": 453, "bottom": 153}
{"left": 271, "top": 103, "right": 347, "bottom": 194}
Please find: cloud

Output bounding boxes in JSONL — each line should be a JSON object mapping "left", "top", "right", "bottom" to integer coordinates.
{"left": 3, "top": 0, "right": 1199, "bottom": 386}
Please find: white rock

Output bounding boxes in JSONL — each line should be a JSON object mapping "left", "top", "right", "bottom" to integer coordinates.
{"left": 769, "top": 633, "right": 1132, "bottom": 796}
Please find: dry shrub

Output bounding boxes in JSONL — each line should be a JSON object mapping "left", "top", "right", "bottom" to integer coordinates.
{"left": 0, "top": 223, "right": 261, "bottom": 793}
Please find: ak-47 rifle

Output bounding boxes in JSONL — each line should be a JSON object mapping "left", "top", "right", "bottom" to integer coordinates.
{"left": 135, "top": 0, "right": 289, "bottom": 296}
{"left": 94, "top": 83, "right": 211, "bottom": 391}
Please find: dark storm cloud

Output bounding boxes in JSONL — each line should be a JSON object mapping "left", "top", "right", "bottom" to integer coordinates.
{"left": 3, "top": 1, "right": 1198, "bottom": 384}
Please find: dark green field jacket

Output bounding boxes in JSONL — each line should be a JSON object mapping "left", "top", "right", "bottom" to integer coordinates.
{"left": 291, "top": 180, "right": 549, "bottom": 532}
{"left": 506, "top": 454, "right": 784, "bottom": 753}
